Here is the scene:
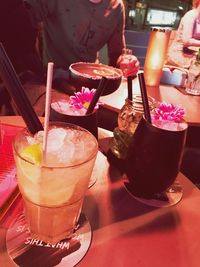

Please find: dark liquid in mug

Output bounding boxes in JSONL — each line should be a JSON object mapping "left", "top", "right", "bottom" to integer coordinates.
{"left": 125, "top": 117, "right": 187, "bottom": 198}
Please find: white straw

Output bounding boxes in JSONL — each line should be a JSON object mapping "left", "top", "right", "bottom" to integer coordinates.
{"left": 43, "top": 62, "right": 54, "bottom": 157}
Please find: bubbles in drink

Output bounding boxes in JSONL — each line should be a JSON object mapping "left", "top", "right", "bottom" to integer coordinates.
{"left": 152, "top": 120, "right": 187, "bottom": 131}
{"left": 26, "top": 126, "right": 97, "bottom": 167}
{"left": 46, "top": 128, "right": 67, "bottom": 152}
{"left": 51, "top": 100, "right": 86, "bottom": 116}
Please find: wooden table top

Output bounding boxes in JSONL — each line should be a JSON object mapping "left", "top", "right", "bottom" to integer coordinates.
{"left": 101, "top": 78, "right": 200, "bottom": 126}
{"left": 20, "top": 78, "right": 200, "bottom": 127}
{"left": 0, "top": 116, "right": 200, "bottom": 267}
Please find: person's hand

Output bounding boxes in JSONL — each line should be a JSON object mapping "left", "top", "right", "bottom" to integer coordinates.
{"left": 118, "top": 52, "right": 140, "bottom": 77}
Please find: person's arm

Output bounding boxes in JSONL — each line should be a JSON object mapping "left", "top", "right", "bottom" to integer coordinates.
{"left": 181, "top": 10, "right": 200, "bottom": 47}
{"left": 107, "top": 3, "right": 125, "bottom": 67}
{"left": 107, "top": 2, "right": 139, "bottom": 76}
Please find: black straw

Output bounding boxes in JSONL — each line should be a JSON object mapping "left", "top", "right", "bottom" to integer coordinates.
{"left": 86, "top": 76, "right": 108, "bottom": 115}
{"left": 127, "top": 76, "right": 133, "bottom": 101}
{"left": 138, "top": 72, "right": 152, "bottom": 124}
{"left": 0, "top": 42, "right": 43, "bottom": 134}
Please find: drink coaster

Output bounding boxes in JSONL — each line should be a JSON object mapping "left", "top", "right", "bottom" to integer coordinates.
{"left": 6, "top": 212, "right": 92, "bottom": 267}
{"left": 124, "top": 180, "right": 183, "bottom": 208}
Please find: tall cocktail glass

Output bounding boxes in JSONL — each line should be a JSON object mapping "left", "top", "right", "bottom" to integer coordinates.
{"left": 13, "top": 122, "right": 98, "bottom": 244}
{"left": 124, "top": 117, "right": 187, "bottom": 199}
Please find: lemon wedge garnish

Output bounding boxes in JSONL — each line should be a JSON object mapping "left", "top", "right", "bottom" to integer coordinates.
{"left": 21, "top": 144, "right": 42, "bottom": 165}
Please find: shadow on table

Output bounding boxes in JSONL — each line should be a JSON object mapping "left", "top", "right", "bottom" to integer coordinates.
{"left": 83, "top": 193, "right": 101, "bottom": 231}
{"left": 13, "top": 239, "right": 81, "bottom": 267}
{"left": 123, "top": 210, "right": 181, "bottom": 237}
{"left": 83, "top": 177, "right": 157, "bottom": 232}
{"left": 84, "top": 180, "right": 180, "bottom": 235}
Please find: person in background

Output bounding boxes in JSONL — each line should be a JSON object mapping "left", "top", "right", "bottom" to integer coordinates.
{"left": 24, "top": 0, "right": 140, "bottom": 93}
{"left": 167, "top": 0, "right": 200, "bottom": 69}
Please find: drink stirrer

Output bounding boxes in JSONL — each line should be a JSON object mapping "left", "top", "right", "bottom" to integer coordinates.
{"left": 42, "top": 62, "right": 54, "bottom": 162}
{"left": 138, "top": 73, "right": 152, "bottom": 124}
{"left": 0, "top": 42, "right": 43, "bottom": 134}
{"left": 86, "top": 76, "right": 109, "bottom": 115}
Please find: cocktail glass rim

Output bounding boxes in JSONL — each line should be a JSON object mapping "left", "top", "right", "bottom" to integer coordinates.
{"left": 13, "top": 122, "right": 98, "bottom": 169}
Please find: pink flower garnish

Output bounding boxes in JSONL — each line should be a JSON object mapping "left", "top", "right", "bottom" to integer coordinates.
{"left": 69, "top": 87, "right": 102, "bottom": 111}
{"left": 151, "top": 102, "right": 185, "bottom": 123}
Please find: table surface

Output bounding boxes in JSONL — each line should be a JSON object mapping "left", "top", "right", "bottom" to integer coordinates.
{"left": 0, "top": 117, "right": 200, "bottom": 267}
{"left": 22, "top": 78, "right": 200, "bottom": 126}
{"left": 101, "top": 78, "right": 200, "bottom": 126}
